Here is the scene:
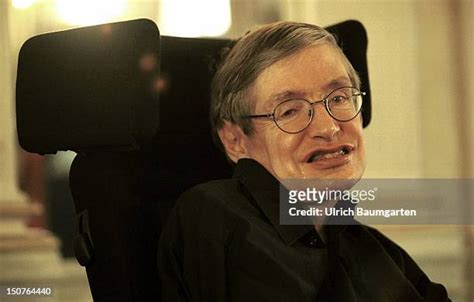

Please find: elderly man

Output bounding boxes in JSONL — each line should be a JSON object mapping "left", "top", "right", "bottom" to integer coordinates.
{"left": 159, "top": 21, "right": 450, "bottom": 301}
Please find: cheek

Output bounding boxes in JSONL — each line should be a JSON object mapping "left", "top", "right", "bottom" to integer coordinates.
{"left": 354, "top": 126, "right": 365, "bottom": 155}
{"left": 249, "top": 128, "right": 306, "bottom": 177}
{"left": 353, "top": 129, "right": 366, "bottom": 162}
{"left": 274, "top": 139, "right": 296, "bottom": 155}
{"left": 268, "top": 133, "right": 300, "bottom": 155}
{"left": 342, "top": 121, "right": 365, "bottom": 153}
{"left": 358, "top": 138, "right": 366, "bottom": 166}
{"left": 266, "top": 134, "right": 306, "bottom": 175}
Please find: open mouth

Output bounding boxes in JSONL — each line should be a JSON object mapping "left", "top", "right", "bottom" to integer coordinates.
{"left": 307, "top": 146, "right": 352, "bottom": 163}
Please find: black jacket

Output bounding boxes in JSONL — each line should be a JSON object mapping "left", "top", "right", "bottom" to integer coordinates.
{"left": 159, "top": 158, "right": 450, "bottom": 301}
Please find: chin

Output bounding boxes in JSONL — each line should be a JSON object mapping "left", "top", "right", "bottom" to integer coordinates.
{"left": 304, "top": 163, "right": 365, "bottom": 181}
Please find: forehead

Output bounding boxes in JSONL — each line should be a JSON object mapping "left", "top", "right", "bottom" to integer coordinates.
{"left": 252, "top": 44, "right": 351, "bottom": 110}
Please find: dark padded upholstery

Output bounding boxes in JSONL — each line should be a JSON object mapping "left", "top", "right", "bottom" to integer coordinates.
{"left": 326, "top": 20, "right": 371, "bottom": 128}
{"left": 16, "top": 19, "right": 370, "bottom": 301}
{"left": 16, "top": 19, "right": 160, "bottom": 154}
{"left": 17, "top": 19, "right": 163, "bottom": 301}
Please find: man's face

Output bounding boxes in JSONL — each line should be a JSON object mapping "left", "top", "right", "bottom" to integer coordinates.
{"left": 242, "top": 44, "right": 366, "bottom": 181}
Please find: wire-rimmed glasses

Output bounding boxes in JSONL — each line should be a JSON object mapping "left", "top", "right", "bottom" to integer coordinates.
{"left": 243, "top": 86, "right": 365, "bottom": 134}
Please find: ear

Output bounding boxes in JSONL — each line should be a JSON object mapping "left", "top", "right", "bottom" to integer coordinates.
{"left": 218, "top": 121, "right": 249, "bottom": 164}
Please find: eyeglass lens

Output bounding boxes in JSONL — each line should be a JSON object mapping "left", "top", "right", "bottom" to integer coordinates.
{"left": 274, "top": 87, "right": 363, "bottom": 133}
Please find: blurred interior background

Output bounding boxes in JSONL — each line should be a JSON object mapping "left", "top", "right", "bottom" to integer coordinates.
{"left": 1, "top": 0, "right": 472, "bottom": 301}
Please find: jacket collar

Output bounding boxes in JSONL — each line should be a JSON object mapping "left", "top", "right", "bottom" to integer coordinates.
{"left": 233, "top": 158, "right": 315, "bottom": 245}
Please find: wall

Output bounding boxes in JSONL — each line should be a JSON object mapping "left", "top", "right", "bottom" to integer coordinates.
{"left": 276, "top": 1, "right": 473, "bottom": 300}
{"left": 281, "top": 0, "right": 473, "bottom": 179}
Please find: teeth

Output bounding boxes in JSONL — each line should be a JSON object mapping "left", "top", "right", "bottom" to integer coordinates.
{"left": 320, "top": 151, "right": 341, "bottom": 159}
{"left": 309, "top": 147, "right": 349, "bottom": 163}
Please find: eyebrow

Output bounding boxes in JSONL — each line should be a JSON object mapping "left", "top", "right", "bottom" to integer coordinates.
{"left": 264, "top": 76, "right": 352, "bottom": 109}
{"left": 324, "top": 76, "right": 352, "bottom": 91}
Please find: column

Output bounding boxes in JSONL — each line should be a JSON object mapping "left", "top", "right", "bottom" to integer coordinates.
{"left": 0, "top": 1, "right": 62, "bottom": 298}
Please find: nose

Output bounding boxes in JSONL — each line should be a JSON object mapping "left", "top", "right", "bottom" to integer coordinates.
{"left": 305, "top": 102, "right": 340, "bottom": 141}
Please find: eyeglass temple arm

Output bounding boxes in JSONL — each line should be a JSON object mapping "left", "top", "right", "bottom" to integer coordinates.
{"left": 243, "top": 91, "right": 366, "bottom": 119}
{"left": 242, "top": 113, "right": 274, "bottom": 119}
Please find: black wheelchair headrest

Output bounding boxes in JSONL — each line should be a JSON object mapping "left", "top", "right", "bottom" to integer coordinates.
{"left": 16, "top": 19, "right": 160, "bottom": 154}
{"left": 16, "top": 19, "right": 371, "bottom": 156}
{"left": 326, "top": 20, "right": 371, "bottom": 128}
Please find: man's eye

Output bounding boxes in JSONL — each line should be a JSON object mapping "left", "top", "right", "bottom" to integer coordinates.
{"left": 280, "top": 108, "right": 299, "bottom": 118}
{"left": 283, "top": 109, "right": 297, "bottom": 116}
{"left": 332, "top": 95, "right": 348, "bottom": 103}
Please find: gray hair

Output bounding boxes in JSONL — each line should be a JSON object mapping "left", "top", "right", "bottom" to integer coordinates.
{"left": 210, "top": 21, "right": 360, "bottom": 152}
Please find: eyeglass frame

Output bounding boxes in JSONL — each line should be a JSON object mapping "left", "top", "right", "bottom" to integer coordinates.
{"left": 241, "top": 86, "right": 366, "bottom": 134}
